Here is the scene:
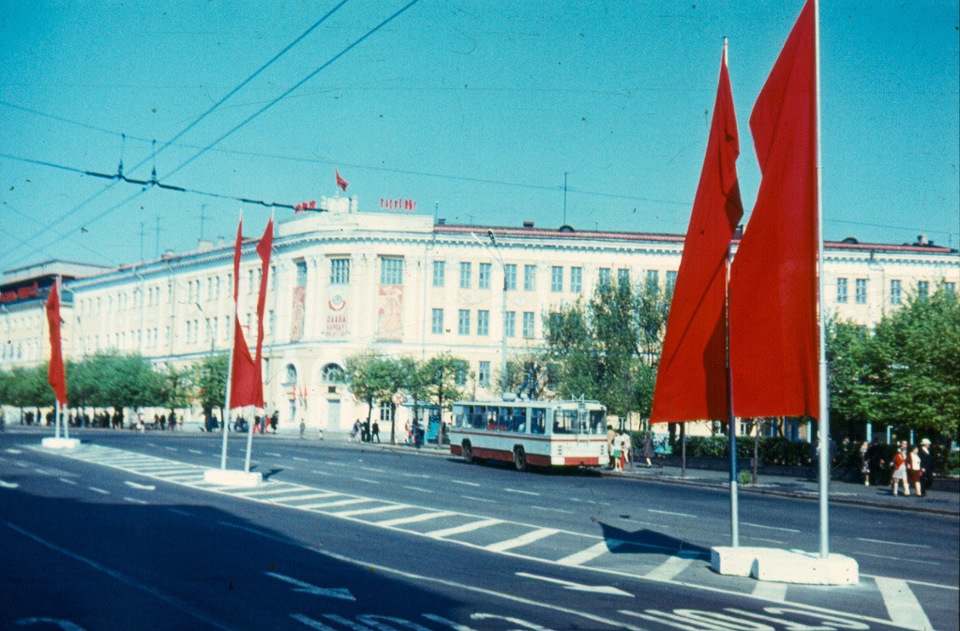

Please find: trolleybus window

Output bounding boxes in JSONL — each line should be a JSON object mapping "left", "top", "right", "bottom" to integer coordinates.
{"left": 531, "top": 408, "right": 546, "bottom": 435}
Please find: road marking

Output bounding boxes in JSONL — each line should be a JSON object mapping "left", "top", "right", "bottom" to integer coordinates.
{"left": 531, "top": 506, "right": 574, "bottom": 515}
{"left": 751, "top": 581, "right": 788, "bottom": 601}
{"left": 329, "top": 504, "right": 410, "bottom": 518}
{"left": 450, "top": 480, "right": 481, "bottom": 487}
{"left": 5, "top": 449, "right": 22, "bottom": 454}
{"left": 303, "top": 498, "right": 372, "bottom": 510}
{"left": 88, "top": 487, "right": 109, "bottom": 495}
{"left": 744, "top": 536, "right": 786, "bottom": 545}
{"left": 163, "top": 447, "right": 178, "bottom": 452}
{"left": 403, "top": 486, "right": 432, "bottom": 493}
{"left": 232, "top": 486, "right": 310, "bottom": 497}
{"left": 857, "top": 537, "right": 931, "bottom": 549}
{"left": 124, "top": 481, "right": 156, "bottom": 491}
{"left": 358, "top": 466, "right": 385, "bottom": 473}
{"left": 310, "top": 470, "right": 334, "bottom": 476}
{"left": 124, "top": 497, "right": 148, "bottom": 504}
{"left": 648, "top": 508, "right": 697, "bottom": 519}
{"left": 516, "top": 572, "right": 633, "bottom": 597}
{"left": 266, "top": 572, "right": 355, "bottom": 601}
{"left": 352, "top": 477, "right": 380, "bottom": 485}
{"left": 874, "top": 576, "right": 932, "bottom": 630}
{"left": 557, "top": 540, "right": 621, "bottom": 566}
{"left": 293, "top": 457, "right": 309, "bottom": 462}
{"left": 378, "top": 511, "right": 456, "bottom": 528}
{"left": 58, "top": 478, "right": 77, "bottom": 485}
{"left": 188, "top": 449, "right": 203, "bottom": 455}
{"left": 857, "top": 552, "right": 940, "bottom": 566}
{"left": 504, "top": 488, "right": 540, "bottom": 496}
{"left": 742, "top": 522, "right": 801, "bottom": 534}
{"left": 273, "top": 492, "right": 339, "bottom": 503}
{"left": 486, "top": 528, "right": 557, "bottom": 552}
{"left": 168, "top": 508, "right": 192, "bottom": 517}
{"left": 644, "top": 552, "right": 699, "bottom": 581}
{"left": 0, "top": 479, "right": 19, "bottom": 489}
{"left": 427, "top": 519, "right": 503, "bottom": 538}
{"left": 265, "top": 452, "right": 282, "bottom": 458}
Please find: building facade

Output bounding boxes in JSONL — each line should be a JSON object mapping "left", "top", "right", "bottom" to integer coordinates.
{"left": 2, "top": 196, "right": 958, "bottom": 435}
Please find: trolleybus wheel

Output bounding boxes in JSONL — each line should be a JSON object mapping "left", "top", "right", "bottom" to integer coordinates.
{"left": 513, "top": 446, "right": 527, "bottom": 471}
{"left": 462, "top": 441, "right": 474, "bottom": 464}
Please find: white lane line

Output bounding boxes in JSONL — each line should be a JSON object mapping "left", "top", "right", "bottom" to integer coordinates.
{"left": 163, "top": 447, "right": 178, "bottom": 452}
{"left": 329, "top": 504, "right": 410, "bottom": 518}
{"left": 124, "top": 481, "right": 156, "bottom": 491}
{"left": 311, "top": 470, "right": 334, "bottom": 476}
{"left": 358, "top": 466, "right": 385, "bottom": 473}
{"left": 168, "top": 508, "right": 192, "bottom": 517}
{"left": 504, "top": 488, "right": 540, "bottom": 496}
{"left": 874, "top": 576, "right": 932, "bottom": 630}
{"left": 557, "top": 540, "right": 621, "bottom": 566}
{"left": 378, "top": 511, "right": 456, "bottom": 528}
{"left": 461, "top": 495, "right": 495, "bottom": 504}
{"left": 231, "top": 486, "right": 310, "bottom": 497}
{"left": 427, "top": 519, "right": 503, "bottom": 538}
{"left": 643, "top": 552, "right": 700, "bottom": 581}
{"left": 450, "top": 480, "right": 481, "bottom": 487}
{"left": 124, "top": 497, "right": 149, "bottom": 504}
{"left": 188, "top": 449, "right": 203, "bottom": 455}
{"left": 5, "top": 448, "right": 23, "bottom": 454}
{"left": 352, "top": 477, "right": 380, "bottom": 485}
{"left": 742, "top": 522, "right": 801, "bottom": 534}
{"left": 265, "top": 452, "right": 282, "bottom": 458}
{"left": 403, "top": 486, "right": 432, "bottom": 493}
{"left": 486, "top": 528, "right": 558, "bottom": 553}
{"left": 293, "top": 457, "right": 309, "bottom": 462}
{"left": 857, "top": 537, "right": 931, "bottom": 549}
{"left": 744, "top": 536, "right": 786, "bottom": 545}
{"left": 0, "top": 479, "right": 19, "bottom": 489}
{"left": 88, "top": 487, "right": 110, "bottom": 495}
{"left": 856, "top": 552, "right": 941, "bottom": 566}
{"left": 648, "top": 508, "right": 697, "bottom": 519}
{"left": 58, "top": 478, "right": 78, "bottom": 485}
{"left": 531, "top": 506, "right": 574, "bottom": 515}
{"left": 751, "top": 580, "right": 788, "bottom": 601}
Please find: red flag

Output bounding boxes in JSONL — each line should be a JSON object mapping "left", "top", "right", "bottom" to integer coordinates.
{"left": 252, "top": 218, "right": 273, "bottom": 409}
{"left": 729, "top": 0, "right": 819, "bottom": 419}
{"left": 229, "top": 216, "right": 259, "bottom": 409}
{"left": 335, "top": 168, "right": 349, "bottom": 192}
{"left": 651, "top": 45, "right": 743, "bottom": 424}
{"left": 45, "top": 281, "right": 67, "bottom": 407}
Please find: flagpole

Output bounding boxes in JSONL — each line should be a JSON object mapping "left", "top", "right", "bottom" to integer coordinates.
{"left": 813, "top": 0, "right": 830, "bottom": 559}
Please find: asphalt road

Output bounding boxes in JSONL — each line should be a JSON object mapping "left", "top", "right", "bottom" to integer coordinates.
{"left": 1, "top": 429, "right": 956, "bottom": 631}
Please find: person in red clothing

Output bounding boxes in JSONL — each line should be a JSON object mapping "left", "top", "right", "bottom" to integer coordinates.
{"left": 907, "top": 446, "right": 924, "bottom": 497}
{"left": 890, "top": 441, "right": 910, "bottom": 496}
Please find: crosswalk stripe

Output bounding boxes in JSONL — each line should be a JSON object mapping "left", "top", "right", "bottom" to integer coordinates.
{"left": 751, "top": 580, "right": 788, "bottom": 601}
{"left": 874, "top": 577, "right": 932, "bottom": 630}
{"left": 486, "top": 528, "right": 557, "bottom": 552}
{"left": 329, "top": 504, "right": 411, "bottom": 518}
{"left": 427, "top": 519, "right": 503, "bottom": 538}
{"left": 557, "top": 540, "right": 622, "bottom": 566}
{"left": 644, "top": 552, "right": 699, "bottom": 581}
{"left": 273, "top": 492, "right": 339, "bottom": 503}
{"left": 378, "top": 511, "right": 456, "bottom": 527}
{"left": 302, "top": 498, "right": 372, "bottom": 509}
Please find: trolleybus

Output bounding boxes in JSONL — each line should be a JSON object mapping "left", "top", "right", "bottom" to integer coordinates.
{"left": 449, "top": 398, "right": 608, "bottom": 470}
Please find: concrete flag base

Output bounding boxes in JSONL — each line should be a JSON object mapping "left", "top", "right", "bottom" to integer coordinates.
{"left": 712, "top": 546, "right": 858, "bottom": 586}
{"left": 41, "top": 437, "right": 80, "bottom": 449}
{"left": 204, "top": 468, "right": 262, "bottom": 488}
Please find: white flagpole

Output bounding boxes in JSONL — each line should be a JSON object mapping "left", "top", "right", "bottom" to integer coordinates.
{"left": 813, "top": 0, "right": 830, "bottom": 559}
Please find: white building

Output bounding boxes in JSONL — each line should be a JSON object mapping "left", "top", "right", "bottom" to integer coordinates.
{"left": 2, "top": 196, "right": 958, "bottom": 435}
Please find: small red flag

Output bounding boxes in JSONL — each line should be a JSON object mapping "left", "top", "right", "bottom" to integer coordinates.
{"left": 45, "top": 282, "right": 67, "bottom": 407}
{"left": 252, "top": 218, "right": 273, "bottom": 409}
{"left": 229, "top": 216, "right": 259, "bottom": 409}
{"left": 651, "top": 44, "right": 743, "bottom": 424}
{"left": 729, "top": 0, "right": 819, "bottom": 419}
{"left": 335, "top": 168, "right": 349, "bottom": 192}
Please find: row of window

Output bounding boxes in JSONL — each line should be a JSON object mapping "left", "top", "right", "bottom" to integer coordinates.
{"left": 431, "top": 308, "right": 538, "bottom": 339}
{"left": 432, "top": 261, "right": 678, "bottom": 293}
{"left": 836, "top": 278, "right": 954, "bottom": 306}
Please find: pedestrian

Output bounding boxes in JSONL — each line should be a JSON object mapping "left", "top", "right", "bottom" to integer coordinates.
{"left": 622, "top": 431, "right": 633, "bottom": 470}
{"left": 168, "top": 410, "right": 177, "bottom": 431}
{"left": 299, "top": 419, "right": 306, "bottom": 439}
{"left": 890, "top": 441, "right": 909, "bottom": 496}
{"left": 866, "top": 440, "right": 883, "bottom": 486}
{"left": 918, "top": 438, "right": 934, "bottom": 496}
{"left": 612, "top": 433, "right": 623, "bottom": 472}
{"left": 859, "top": 440, "right": 870, "bottom": 486}
{"left": 270, "top": 411, "right": 279, "bottom": 433}
{"left": 371, "top": 421, "right": 381, "bottom": 443}
{"left": 607, "top": 425, "right": 616, "bottom": 470}
{"left": 641, "top": 432, "right": 655, "bottom": 468}
{"left": 907, "top": 446, "right": 923, "bottom": 497}
{"left": 350, "top": 419, "right": 361, "bottom": 442}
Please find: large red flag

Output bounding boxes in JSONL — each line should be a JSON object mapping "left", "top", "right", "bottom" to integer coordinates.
{"left": 730, "top": 0, "right": 819, "bottom": 419}
{"left": 252, "top": 218, "right": 273, "bottom": 409}
{"left": 45, "top": 282, "right": 67, "bottom": 407}
{"left": 651, "top": 45, "right": 743, "bottom": 424}
{"left": 229, "top": 217, "right": 260, "bottom": 409}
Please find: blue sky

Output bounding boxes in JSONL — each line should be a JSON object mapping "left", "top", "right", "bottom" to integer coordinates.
{"left": 1, "top": 1, "right": 957, "bottom": 271}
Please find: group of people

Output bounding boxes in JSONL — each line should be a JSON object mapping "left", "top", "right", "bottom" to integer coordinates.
{"left": 860, "top": 438, "right": 934, "bottom": 497}
{"left": 607, "top": 428, "right": 658, "bottom": 471}
{"left": 351, "top": 419, "right": 381, "bottom": 443}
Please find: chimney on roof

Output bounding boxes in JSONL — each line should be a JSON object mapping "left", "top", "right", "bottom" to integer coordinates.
{"left": 915, "top": 234, "right": 929, "bottom": 246}
{"left": 198, "top": 239, "right": 213, "bottom": 252}
{"left": 437, "top": 218, "right": 445, "bottom": 225}
{"left": 523, "top": 221, "right": 534, "bottom": 229}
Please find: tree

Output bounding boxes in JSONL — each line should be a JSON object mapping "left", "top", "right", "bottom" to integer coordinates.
{"left": 193, "top": 354, "right": 229, "bottom": 423}
{"left": 421, "top": 353, "right": 470, "bottom": 440}
{"left": 826, "top": 319, "right": 876, "bottom": 438}
{"left": 158, "top": 364, "right": 192, "bottom": 412}
{"left": 345, "top": 352, "right": 417, "bottom": 444}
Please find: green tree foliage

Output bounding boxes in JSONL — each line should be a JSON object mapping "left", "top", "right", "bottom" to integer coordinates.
{"left": 826, "top": 320, "right": 876, "bottom": 438}
{"left": 193, "top": 353, "right": 229, "bottom": 416}
{"left": 345, "top": 351, "right": 418, "bottom": 443}
{"left": 421, "top": 352, "right": 470, "bottom": 420}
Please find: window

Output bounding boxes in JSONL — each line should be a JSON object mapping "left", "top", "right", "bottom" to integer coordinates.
{"left": 917, "top": 280, "right": 929, "bottom": 298}
{"left": 620, "top": 269, "right": 631, "bottom": 285}
{"left": 458, "top": 309, "right": 470, "bottom": 335}
{"left": 432, "top": 308, "right": 444, "bottom": 334}
{"left": 837, "top": 278, "right": 848, "bottom": 303}
{"left": 381, "top": 258, "right": 403, "bottom": 285}
{"left": 432, "top": 261, "right": 445, "bottom": 287}
{"left": 570, "top": 267, "right": 582, "bottom": 293}
{"left": 645, "top": 269, "right": 658, "bottom": 290}
{"left": 524, "top": 265, "right": 536, "bottom": 291}
{"left": 551, "top": 266, "right": 563, "bottom": 292}
{"left": 478, "top": 361, "right": 491, "bottom": 388}
{"left": 322, "top": 363, "right": 346, "bottom": 383}
{"left": 598, "top": 268, "right": 611, "bottom": 286}
{"left": 504, "top": 311, "right": 516, "bottom": 338}
{"left": 459, "top": 262, "right": 472, "bottom": 289}
{"left": 890, "top": 279, "right": 902, "bottom": 305}
{"left": 479, "top": 263, "right": 491, "bottom": 289}
{"left": 945, "top": 282, "right": 956, "bottom": 295}
{"left": 455, "top": 366, "right": 467, "bottom": 386}
{"left": 248, "top": 269, "right": 256, "bottom": 294}
{"left": 504, "top": 264, "right": 517, "bottom": 290}
{"left": 522, "top": 311, "right": 535, "bottom": 339}
{"left": 855, "top": 278, "right": 867, "bottom": 304}
{"left": 477, "top": 310, "right": 490, "bottom": 336}
{"left": 666, "top": 270, "right": 678, "bottom": 294}
{"left": 330, "top": 258, "right": 350, "bottom": 285}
